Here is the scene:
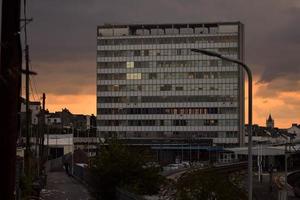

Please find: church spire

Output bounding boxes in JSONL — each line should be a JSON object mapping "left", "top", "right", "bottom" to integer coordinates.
{"left": 266, "top": 114, "right": 274, "bottom": 128}
{"left": 267, "top": 114, "right": 273, "bottom": 121}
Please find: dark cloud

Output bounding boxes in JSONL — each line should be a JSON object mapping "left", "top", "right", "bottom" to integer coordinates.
{"left": 25, "top": 0, "right": 300, "bottom": 97}
{"left": 255, "top": 77, "right": 300, "bottom": 98}
{"left": 33, "top": 60, "right": 95, "bottom": 95}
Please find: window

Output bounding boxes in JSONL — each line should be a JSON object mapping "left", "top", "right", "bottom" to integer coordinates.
{"left": 160, "top": 84, "right": 172, "bottom": 91}
{"left": 188, "top": 72, "right": 195, "bottom": 79}
{"left": 149, "top": 73, "right": 157, "bottom": 80}
{"left": 126, "top": 73, "right": 141, "bottom": 80}
{"left": 210, "top": 60, "right": 218, "bottom": 67}
{"left": 144, "top": 50, "right": 149, "bottom": 56}
{"left": 175, "top": 86, "right": 183, "bottom": 91}
{"left": 137, "top": 85, "right": 142, "bottom": 91}
{"left": 126, "top": 61, "right": 134, "bottom": 68}
{"left": 112, "top": 85, "right": 119, "bottom": 91}
{"left": 134, "top": 50, "right": 140, "bottom": 56}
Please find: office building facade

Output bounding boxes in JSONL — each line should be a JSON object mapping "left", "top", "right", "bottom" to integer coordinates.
{"left": 97, "top": 22, "right": 245, "bottom": 148}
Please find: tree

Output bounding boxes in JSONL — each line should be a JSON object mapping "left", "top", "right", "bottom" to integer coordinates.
{"left": 89, "top": 139, "right": 165, "bottom": 200}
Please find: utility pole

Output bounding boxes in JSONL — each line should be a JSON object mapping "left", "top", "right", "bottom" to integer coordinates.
{"left": 22, "top": 0, "right": 35, "bottom": 179}
{"left": 23, "top": 0, "right": 31, "bottom": 177}
{"left": 0, "top": 0, "right": 22, "bottom": 199}
{"left": 42, "top": 93, "right": 46, "bottom": 111}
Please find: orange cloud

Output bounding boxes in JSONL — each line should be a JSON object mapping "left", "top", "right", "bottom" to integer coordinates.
{"left": 46, "top": 94, "right": 96, "bottom": 115}
{"left": 252, "top": 77, "right": 300, "bottom": 128}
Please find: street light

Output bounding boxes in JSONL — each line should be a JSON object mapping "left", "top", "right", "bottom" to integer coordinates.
{"left": 191, "top": 48, "right": 253, "bottom": 200}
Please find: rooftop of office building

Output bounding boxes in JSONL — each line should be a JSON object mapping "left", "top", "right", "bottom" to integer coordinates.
{"left": 97, "top": 22, "right": 243, "bottom": 37}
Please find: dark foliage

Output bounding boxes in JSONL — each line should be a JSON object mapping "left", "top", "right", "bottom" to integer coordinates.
{"left": 176, "top": 170, "right": 247, "bottom": 200}
{"left": 89, "top": 140, "right": 165, "bottom": 200}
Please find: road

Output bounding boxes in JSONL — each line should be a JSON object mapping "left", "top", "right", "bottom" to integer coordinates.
{"left": 40, "top": 171, "right": 91, "bottom": 200}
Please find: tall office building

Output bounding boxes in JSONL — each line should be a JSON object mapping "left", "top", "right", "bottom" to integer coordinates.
{"left": 96, "top": 22, "right": 245, "bottom": 151}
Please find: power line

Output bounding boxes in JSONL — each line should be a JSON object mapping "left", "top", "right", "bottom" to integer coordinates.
{"left": 32, "top": 76, "right": 40, "bottom": 97}
{"left": 29, "top": 78, "right": 36, "bottom": 101}
{"left": 29, "top": 62, "right": 40, "bottom": 99}
{"left": 28, "top": 65, "right": 39, "bottom": 101}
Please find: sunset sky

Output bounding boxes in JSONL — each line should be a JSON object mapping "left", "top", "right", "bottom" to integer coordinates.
{"left": 25, "top": 0, "right": 300, "bottom": 128}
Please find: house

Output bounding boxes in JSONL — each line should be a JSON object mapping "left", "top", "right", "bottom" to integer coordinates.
{"left": 287, "top": 123, "right": 300, "bottom": 141}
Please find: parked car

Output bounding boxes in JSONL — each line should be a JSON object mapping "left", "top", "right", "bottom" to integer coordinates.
{"left": 163, "top": 163, "right": 185, "bottom": 171}
{"left": 143, "top": 162, "right": 162, "bottom": 171}
{"left": 181, "top": 161, "right": 191, "bottom": 168}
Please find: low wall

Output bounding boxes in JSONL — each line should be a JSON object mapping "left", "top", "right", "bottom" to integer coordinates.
{"left": 45, "top": 157, "right": 63, "bottom": 172}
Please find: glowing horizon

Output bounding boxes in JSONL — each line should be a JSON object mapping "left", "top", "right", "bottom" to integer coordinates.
{"left": 40, "top": 76, "right": 299, "bottom": 129}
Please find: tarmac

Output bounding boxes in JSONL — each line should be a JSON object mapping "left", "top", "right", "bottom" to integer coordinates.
{"left": 40, "top": 171, "right": 91, "bottom": 200}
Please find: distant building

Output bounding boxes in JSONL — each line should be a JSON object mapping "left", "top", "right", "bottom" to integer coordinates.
{"left": 96, "top": 22, "right": 245, "bottom": 152}
{"left": 19, "top": 102, "right": 97, "bottom": 156}
{"left": 44, "top": 108, "right": 93, "bottom": 136}
{"left": 20, "top": 97, "right": 41, "bottom": 125}
{"left": 43, "top": 109, "right": 97, "bottom": 156}
{"left": 287, "top": 123, "right": 300, "bottom": 139}
{"left": 19, "top": 98, "right": 41, "bottom": 142}
{"left": 45, "top": 108, "right": 73, "bottom": 134}
{"left": 266, "top": 114, "right": 274, "bottom": 129}
{"left": 245, "top": 124, "right": 293, "bottom": 144}
{"left": 46, "top": 112, "right": 62, "bottom": 125}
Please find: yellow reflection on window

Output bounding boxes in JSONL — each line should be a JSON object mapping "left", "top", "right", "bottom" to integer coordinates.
{"left": 126, "top": 61, "right": 134, "bottom": 68}
{"left": 127, "top": 73, "right": 141, "bottom": 80}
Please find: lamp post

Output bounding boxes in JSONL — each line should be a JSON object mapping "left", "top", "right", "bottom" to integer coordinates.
{"left": 191, "top": 48, "right": 253, "bottom": 200}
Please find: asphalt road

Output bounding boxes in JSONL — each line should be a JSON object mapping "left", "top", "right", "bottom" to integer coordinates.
{"left": 40, "top": 171, "right": 91, "bottom": 200}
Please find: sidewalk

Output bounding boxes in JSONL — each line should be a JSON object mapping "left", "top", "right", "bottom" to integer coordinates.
{"left": 252, "top": 173, "right": 299, "bottom": 200}
{"left": 40, "top": 171, "right": 91, "bottom": 200}
{"left": 253, "top": 174, "right": 277, "bottom": 200}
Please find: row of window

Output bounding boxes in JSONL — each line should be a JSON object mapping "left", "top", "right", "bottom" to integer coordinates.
{"left": 97, "top": 119, "right": 238, "bottom": 126}
{"left": 97, "top": 35, "right": 238, "bottom": 46}
{"left": 97, "top": 95, "right": 238, "bottom": 103}
{"left": 99, "top": 131, "right": 238, "bottom": 138}
{"left": 97, "top": 72, "right": 238, "bottom": 80}
{"left": 97, "top": 107, "right": 237, "bottom": 115}
{"left": 98, "top": 83, "right": 238, "bottom": 92}
{"left": 97, "top": 60, "right": 235, "bottom": 69}
{"left": 97, "top": 48, "right": 238, "bottom": 58}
